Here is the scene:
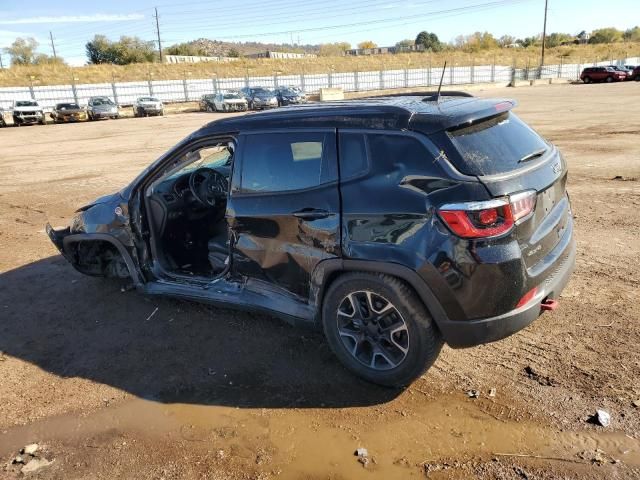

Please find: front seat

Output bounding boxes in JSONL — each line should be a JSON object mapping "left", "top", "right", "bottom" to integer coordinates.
{"left": 208, "top": 230, "right": 229, "bottom": 272}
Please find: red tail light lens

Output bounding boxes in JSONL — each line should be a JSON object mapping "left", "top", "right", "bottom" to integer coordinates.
{"left": 438, "top": 199, "right": 514, "bottom": 238}
{"left": 438, "top": 190, "right": 537, "bottom": 239}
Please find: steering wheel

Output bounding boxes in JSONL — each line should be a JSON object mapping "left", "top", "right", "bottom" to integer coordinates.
{"left": 188, "top": 167, "right": 228, "bottom": 207}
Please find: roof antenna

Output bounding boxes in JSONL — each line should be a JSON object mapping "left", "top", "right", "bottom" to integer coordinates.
{"left": 434, "top": 61, "right": 447, "bottom": 103}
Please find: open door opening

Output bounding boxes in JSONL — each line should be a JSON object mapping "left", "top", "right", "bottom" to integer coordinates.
{"left": 143, "top": 140, "right": 234, "bottom": 280}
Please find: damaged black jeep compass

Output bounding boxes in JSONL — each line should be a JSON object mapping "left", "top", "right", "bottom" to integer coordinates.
{"left": 47, "top": 92, "right": 576, "bottom": 387}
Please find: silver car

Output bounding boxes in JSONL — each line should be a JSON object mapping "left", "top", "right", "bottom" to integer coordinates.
{"left": 133, "top": 96, "right": 164, "bottom": 117}
{"left": 87, "top": 96, "right": 119, "bottom": 121}
{"left": 212, "top": 91, "right": 248, "bottom": 112}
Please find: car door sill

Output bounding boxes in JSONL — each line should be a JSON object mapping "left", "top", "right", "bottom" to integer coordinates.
{"left": 143, "top": 277, "right": 317, "bottom": 328}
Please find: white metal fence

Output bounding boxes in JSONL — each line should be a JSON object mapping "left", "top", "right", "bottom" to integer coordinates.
{"left": 0, "top": 57, "right": 638, "bottom": 110}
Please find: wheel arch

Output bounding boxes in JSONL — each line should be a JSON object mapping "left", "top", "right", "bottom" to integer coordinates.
{"left": 310, "top": 259, "right": 450, "bottom": 330}
{"left": 62, "top": 233, "right": 143, "bottom": 286}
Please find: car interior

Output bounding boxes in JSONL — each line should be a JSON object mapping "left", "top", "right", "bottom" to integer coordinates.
{"left": 144, "top": 141, "right": 233, "bottom": 278}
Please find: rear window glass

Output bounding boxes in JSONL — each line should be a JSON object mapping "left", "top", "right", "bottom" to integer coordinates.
{"left": 446, "top": 112, "right": 548, "bottom": 176}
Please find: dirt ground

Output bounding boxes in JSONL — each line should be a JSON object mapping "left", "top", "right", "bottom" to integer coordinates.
{"left": 0, "top": 82, "right": 639, "bottom": 479}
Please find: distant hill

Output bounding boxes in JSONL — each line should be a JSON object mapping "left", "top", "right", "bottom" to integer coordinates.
{"left": 185, "top": 38, "right": 319, "bottom": 57}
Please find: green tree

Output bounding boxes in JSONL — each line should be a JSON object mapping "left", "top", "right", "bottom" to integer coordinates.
{"left": 318, "top": 42, "right": 351, "bottom": 56}
{"left": 227, "top": 48, "right": 240, "bottom": 58}
{"left": 545, "top": 32, "right": 574, "bottom": 48}
{"left": 623, "top": 26, "right": 640, "bottom": 42}
{"left": 4, "top": 37, "right": 38, "bottom": 65}
{"left": 395, "top": 39, "right": 415, "bottom": 50}
{"left": 498, "top": 35, "right": 516, "bottom": 47}
{"left": 516, "top": 36, "right": 540, "bottom": 48}
{"left": 589, "top": 27, "right": 623, "bottom": 44}
{"left": 165, "top": 42, "right": 207, "bottom": 56}
{"left": 455, "top": 32, "right": 498, "bottom": 52}
{"left": 415, "top": 31, "right": 442, "bottom": 51}
{"left": 85, "top": 35, "right": 156, "bottom": 65}
{"left": 357, "top": 40, "right": 377, "bottom": 49}
{"left": 33, "top": 53, "right": 66, "bottom": 65}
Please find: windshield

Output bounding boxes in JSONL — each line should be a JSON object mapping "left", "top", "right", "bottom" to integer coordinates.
{"left": 92, "top": 98, "right": 114, "bottom": 106}
{"left": 16, "top": 101, "right": 38, "bottom": 107}
{"left": 446, "top": 112, "right": 549, "bottom": 176}
{"left": 280, "top": 89, "right": 297, "bottom": 95}
{"left": 57, "top": 103, "right": 80, "bottom": 110}
{"left": 139, "top": 97, "right": 159, "bottom": 102}
{"left": 166, "top": 145, "right": 233, "bottom": 180}
{"left": 223, "top": 93, "right": 242, "bottom": 99}
{"left": 252, "top": 88, "right": 272, "bottom": 95}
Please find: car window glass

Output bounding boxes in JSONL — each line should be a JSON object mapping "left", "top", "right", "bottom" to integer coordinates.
{"left": 367, "top": 133, "right": 431, "bottom": 169}
{"left": 166, "top": 145, "right": 233, "bottom": 180}
{"left": 241, "top": 132, "right": 336, "bottom": 193}
{"left": 339, "top": 133, "right": 369, "bottom": 179}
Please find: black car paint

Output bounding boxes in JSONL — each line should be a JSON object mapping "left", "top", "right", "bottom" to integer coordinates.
{"left": 47, "top": 95, "right": 576, "bottom": 349}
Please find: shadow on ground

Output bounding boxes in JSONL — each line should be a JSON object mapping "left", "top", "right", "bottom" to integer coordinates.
{"left": 0, "top": 256, "right": 401, "bottom": 408}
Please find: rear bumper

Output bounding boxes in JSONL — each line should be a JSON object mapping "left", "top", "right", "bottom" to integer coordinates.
{"left": 439, "top": 234, "right": 576, "bottom": 348}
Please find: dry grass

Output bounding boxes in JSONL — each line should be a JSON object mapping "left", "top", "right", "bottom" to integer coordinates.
{"left": 1, "top": 43, "right": 638, "bottom": 87}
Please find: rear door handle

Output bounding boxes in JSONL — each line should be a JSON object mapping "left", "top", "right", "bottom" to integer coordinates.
{"left": 292, "top": 208, "right": 331, "bottom": 220}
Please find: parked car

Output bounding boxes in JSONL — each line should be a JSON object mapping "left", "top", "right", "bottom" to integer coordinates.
{"left": 0, "top": 108, "right": 6, "bottom": 127}
{"left": 211, "top": 91, "right": 249, "bottom": 112}
{"left": 12, "top": 100, "right": 46, "bottom": 126}
{"left": 87, "top": 96, "right": 119, "bottom": 120}
{"left": 240, "top": 87, "right": 278, "bottom": 110}
{"left": 274, "top": 86, "right": 307, "bottom": 106}
{"left": 631, "top": 66, "right": 640, "bottom": 81}
{"left": 50, "top": 102, "right": 87, "bottom": 123}
{"left": 607, "top": 65, "right": 633, "bottom": 80}
{"left": 46, "top": 93, "right": 575, "bottom": 387}
{"left": 199, "top": 94, "right": 217, "bottom": 112}
{"left": 133, "top": 96, "right": 164, "bottom": 117}
{"left": 580, "top": 66, "right": 627, "bottom": 83}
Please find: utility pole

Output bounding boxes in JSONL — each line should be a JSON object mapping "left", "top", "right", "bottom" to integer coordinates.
{"left": 540, "top": 0, "right": 548, "bottom": 65}
{"left": 154, "top": 7, "right": 163, "bottom": 63}
{"left": 49, "top": 31, "right": 57, "bottom": 60}
{"left": 0, "top": 54, "right": 4, "bottom": 69}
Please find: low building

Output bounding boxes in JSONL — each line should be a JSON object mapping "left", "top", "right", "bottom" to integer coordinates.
{"left": 164, "top": 55, "right": 239, "bottom": 64}
{"left": 345, "top": 44, "right": 425, "bottom": 56}
{"left": 245, "top": 51, "right": 316, "bottom": 59}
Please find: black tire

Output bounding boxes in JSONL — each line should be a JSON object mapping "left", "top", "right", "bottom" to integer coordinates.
{"left": 583, "top": 76, "right": 591, "bottom": 84}
{"left": 606, "top": 76, "right": 614, "bottom": 83}
{"left": 322, "top": 272, "right": 442, "bottom": 387}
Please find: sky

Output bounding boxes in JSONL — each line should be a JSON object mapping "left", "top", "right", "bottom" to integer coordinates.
{"left": 0, "top": 0, "right": 638, "bottom": 66}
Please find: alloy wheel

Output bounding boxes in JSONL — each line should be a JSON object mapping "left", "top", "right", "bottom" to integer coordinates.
{"left": 336, "top": 291, "right": 409, "bottom": 371}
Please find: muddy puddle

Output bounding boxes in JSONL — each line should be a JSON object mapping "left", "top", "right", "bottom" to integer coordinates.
{"left": 1, "top": 392, "right": 638, "bottom": 478}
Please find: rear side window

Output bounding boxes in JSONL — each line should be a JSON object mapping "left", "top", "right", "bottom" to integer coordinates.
{"left": 367, "top": 134, "right": 430, "bottom": 166}
{"left": 446, "top": 112, "right": 548, "bottom": 176}
{"left": 338, "top": 133, "right": 369, "bottom": 179}
{"left": 240, "top": 132, "right": 336, "bottom": 193}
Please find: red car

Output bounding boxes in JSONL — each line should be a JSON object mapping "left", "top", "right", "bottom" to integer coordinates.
{"left": 580, "top": 67, "right": 627, "bottom": 83}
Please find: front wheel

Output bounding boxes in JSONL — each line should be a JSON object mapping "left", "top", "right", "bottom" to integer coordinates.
{"left": 322, "top": 272, "right": 442, "bottom": 387}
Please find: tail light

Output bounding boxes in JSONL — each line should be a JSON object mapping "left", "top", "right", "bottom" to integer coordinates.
{"left": 438, "top": 190, "right": 537, "bottom": 239}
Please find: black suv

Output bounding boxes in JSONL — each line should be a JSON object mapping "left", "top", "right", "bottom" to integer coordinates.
{"left": 47, "top": 93, "right": 575, "bottom": 387}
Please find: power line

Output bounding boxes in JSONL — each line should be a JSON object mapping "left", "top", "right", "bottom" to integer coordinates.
{"left": 165, "top": 0, "right": 531, "bottom": 40}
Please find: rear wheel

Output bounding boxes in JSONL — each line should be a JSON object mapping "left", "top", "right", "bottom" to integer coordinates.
{"left": 583, "top": 76, "right": 591, "bottom": 84}
{"left": 322, "top": 272, "right": 442, "bottom": 387}
{"left": 606, "top": 76, "right": 614, "bottom": 83}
